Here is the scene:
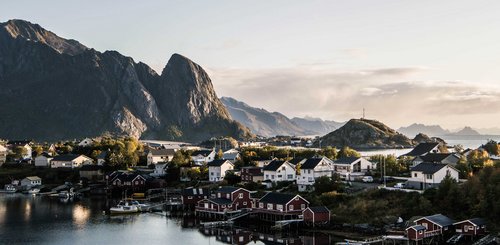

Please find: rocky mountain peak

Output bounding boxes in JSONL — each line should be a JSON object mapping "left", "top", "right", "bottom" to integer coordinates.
{"left": 1, "top": 19, "right": 88, "bottom": 55}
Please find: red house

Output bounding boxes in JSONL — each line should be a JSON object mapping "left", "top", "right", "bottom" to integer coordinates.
{"left": 240, "top": 166, "right": 264, "bottom": 183}
{"left": 181, "top": 188, "right": 210, "bottom": 207}
{"left": 106, "top": 171, "right": 147, "bottom": 190}
{"left": 303, "top": 206, "right": 331, "bottom": 226}
{"left": 413, "top": 214, "right": 454, "bottom": 237}
{"left": 255, "top": 192, "right": 309, "bottom": 220}
{"left": 453, "top": 218, "right": 487, "bottom": 236}
{"left": 406, "top": 225, "right": 427, "bottom": 241}
{"left": 196, "top": 186, "right": 252, "bottom": 217}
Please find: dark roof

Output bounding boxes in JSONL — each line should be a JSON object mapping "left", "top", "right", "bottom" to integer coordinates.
{"left": 457, "top": 218, "right": 487, "bottom": 226}
{"left": 217, "top": 186, "right": 240, "bottom": 193}
{"left": 96, "top": 151, "right": 108, "bottom": 159}
{"left": 150, "top": 149, "right": 176, "bottom": 156}
{"left": 209, "top": 198, "right": 233, "bottom": 205}
{"left": 259, "top": 192, "right": 298, "bottom": 205}
{"left": 419, "top": 214, "right": 454, "bottom": 227}
{"left": 191, "top": 149, "right": 214, "bottom": 157}
{"left": 301, "top": 158, "right": 326, "bottom": 169}
{"left": 419, "top": 153, "right": 456, "bottom": 163}
{"left": 307, "top": 206, "right": 330, "bottom": 213}
{"left": 334, "top": 157, "right": 361, "bottom": 165}
{"left": 404, "top": 143, "right": 440, "bottom": 157}
{"left": 52, "top": 154, "right": 81, "bottom": 161}
{"left": 263, "top": 160, "right": 286, "bottom": 171}
{"left": 208, "top": 159, "right": 232, "bottom": 167}
{"left": 288, "top": 158, "right": 305, "bottom": 165}
{"left": 182, "top": 188, "right": 209, "bottom": 196}
{"left": 407, "top": 225, "right": 426, "bottom": 231}
{"left": 411, "top": 162, "right": 448, "bottom": 174}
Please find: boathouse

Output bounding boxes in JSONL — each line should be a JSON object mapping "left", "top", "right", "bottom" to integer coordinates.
{"left": 195, "top": 186, "right": 252, "bottom": 219}
{"left": 413, "top": 214, "right": 454, "bottom": 237}
{"left": 181, "top": 188, "right": 210, "bottom": 208}
{"left": 453, "top": 218, "right": 487, "bottom": 236}
{"left": 302, "top": 206, "right": 330, "bottom": 226}
{"left": 254, "top": 192, "right": 309, "bottom": 222}
{"left": 406, "top": 225, "right": 427, "bottom": 241}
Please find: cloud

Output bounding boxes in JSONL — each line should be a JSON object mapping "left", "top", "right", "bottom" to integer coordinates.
{"left": 209, "top": 65, "right": 500, "bottom": 128}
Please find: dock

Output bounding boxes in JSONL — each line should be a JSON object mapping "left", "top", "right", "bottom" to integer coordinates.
{"left": 200, "top": 220, "right": 234, "bottom": 227}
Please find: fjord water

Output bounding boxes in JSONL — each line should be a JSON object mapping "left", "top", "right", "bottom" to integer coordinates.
{"left": 0, "top": 195, "right": 334, "bottom": 245}
{"left": 0, "top": 194, "right": 246, "bottom": 244}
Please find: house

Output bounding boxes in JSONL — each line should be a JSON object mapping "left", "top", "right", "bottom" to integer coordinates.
{"left": 51, "top": 154, "right": 93, "bottom": 168}
{"left": 79, "top": 165, "right": 104, "bottom": 181}
{"left": 34, "top": 153, "right": 53, "bottom": 167}
{"left": 240, "top": 166, "right": 264, "bottom": 183}
{"left": 255, "top": 192, "right": 309, "bottom": 216}
{"left": 290, "top": 137, "right": 302, "bottom": 146}
{"left": 263, "top": 160, "right": 296, "bottom": 182}
{"left": 412, "top": 214, "right": 455, "bottom": 237}
{"left": 0, "top": 145, "right": 8, "bottom": 165}
{"left": 406, "top": 225, "right": 427, "bottom": 241}
{"left": 208, "top": 159, "right": 234, "bottom": 182}
{"left": 107, "top": 171, "right": 147, "bottom": 190}
{"left": 253, "top": 157, "right": 276, "bottom": 168}
{"left": 222, "top": 149, "right": 240, "bottom": 161}
{"left": 191, "top": 149, "right": 216, "bottom": 165}
{"left": 20, "top": 176, "right": 42, "bottom": 188}
{"left": 407, "top": 162, "right": 459, "bottom": 190}
{"left": 147, "top": 149, "right": 176, "bottom": 165}
{"left": 7, "top": 140, "right": 33, "bottom": 160}
{"left": 78, "top": 138, "right": 94, "bottom": 147}
{"left": 196, "top": 187, "right": 253, "bottom": 215}
{"left": 403, "top": 142, "right": 441, "bottom": 157}
{"left": 453, "top": 218, "right": 487, "bottom": 236}
{"left": 303, "top": 206, "right": 331, "bottom": 226}
{"left": 181, "top": 188, "right": 210, "bottom": 207}
{"left": 333, "top": 157, "right": 373, "bottom": 180}
{"left": 411, "top": 153, "right": 461, "bottom": 167}
{"left": 151, "top": 162, "right": 169, "bottom": 177}
{"left": 296, "top": 157, "right": 334, "bottom": 192}
{"left": 96, "top": 151, "right": 108, "bottom": 166}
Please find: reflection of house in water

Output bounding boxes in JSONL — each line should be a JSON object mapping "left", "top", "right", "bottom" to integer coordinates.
{"left": 301, "top": 232, "right": 333, "bottom": 245}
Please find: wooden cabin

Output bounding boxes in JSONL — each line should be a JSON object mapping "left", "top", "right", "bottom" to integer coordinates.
{"left": 303, "top": 206, "right": 330, "bottom": 226}
{"left": 453, "top": 218, "right": 487, "bottom": 236}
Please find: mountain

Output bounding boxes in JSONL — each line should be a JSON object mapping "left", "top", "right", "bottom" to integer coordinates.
{"left": 319, "top": 118, "right": 415, "bottom": 149}
{"left": 449, "top": 127, "right": 481, "bottom": 136}
{"left": 412, "top": 133, "right": 447, "bottom": 145}
{"left": 220, "top": 97, "right": 312, "bottom": 137}
{"left": 398, "top": 123, "right": 450, "bottom": 137}
{"left": 0, "top": 19, "right": 252, "bottom": 142}
{"left": 476, "top": 127, "right": 500, "bottom": 135}
{"left": 291, "top": 117, "right": 344, "bottom": 135}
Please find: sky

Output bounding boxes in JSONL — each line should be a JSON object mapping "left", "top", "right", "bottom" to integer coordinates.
{"left": 2, "top": 0, "right": 500, "bottom": 130}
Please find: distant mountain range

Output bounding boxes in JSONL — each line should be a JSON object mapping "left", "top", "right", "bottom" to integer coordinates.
{"left": 398, "top": 123, "right": 495, "bottom": 137}
{"left": 0, "top": 19, "right": 252, "bottom": 142}
{"left": 220, "top": 97, "right": 344, "bottom": 137}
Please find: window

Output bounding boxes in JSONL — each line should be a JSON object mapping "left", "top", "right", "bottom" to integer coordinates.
{"left": 226, "top": 194, "right": 230, "bottom": 199}
{"left": 239, "top": 193, "right": 243, "bottom": 199}
{"left": 222, "top": 205, "right": 226, "bottom": 208}
{"left": 188, "top": 196, "right": 193, "bottom": 199}
{"left": 277, "top": 204, "right": 283, "bottom": 211}
{"left": 267, "top": 203, "right": 273, "bottom": 210}
{"left": 271, "top": 175, "right": 275, "bottom": 179}
{"left": 422, "top": 223, "right": 428, "bottom": 229}
{"left": 211, "top": 172, "right": 214, "bottom": 175}
{"left": 243, "top": 202, "right": 247, "bottom": 205}
{"left": 426, "top": 174, "right": 432, "bottom": 180}
{"left": 418, "top": 230, "right": 423, "bottom": 234}
{"left": 300, "top": 204, "right": 306, "bottom": 210}
{"left": 287, "top": 174, "right": 293, "bottom": 179}
{"left": 259, "top": 203, "right": 264, "bottom": 208}
{"left": 281, "top": 166, "right": 286, "bottom": 171}
{"left": 277, "top": 175, "right": 282, "bottom": 178}
{"left": 289, "top": 205, "right": 294, "bottom": 211}
{"left": 414, "top": 173, "right": 417, "bottom": 177}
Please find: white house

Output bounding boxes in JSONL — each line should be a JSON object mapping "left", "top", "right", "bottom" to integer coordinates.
{"left": 403, "top": 142, "right": 441, "bottom": 157}
{"left": 263, "top": 160, "right": 296, "bottom": 182}
{"left": 7, "top": 140, "right": 32, "bottom": 160}
{"left": 297, "top": 157, "right": 334, "bottom": 192}
{"left": 333, "top": 157, "right": 373, "bottom": 180}
{"left": 191, "top": 149, "right": 216, "bottom": 165}
{"left": 207, "top": 159, "right": 234, "bottom": 182}
{"left": 78, "top": 138, "right": 94, "bottom": 147}
{"left": 51, "top": 154, "right": 93, "bottom": 168}
{"left": 147, "top": 149, "right": 176, "bottom": 165}
{"left": 34, "top": 153, "right": 53, "bottom": 167}
{"left": 21, "top": 176, "right": 42, "bottom": 188}
{"left": 222, "top": 149, "right": 240, "bottom": 161}
{"left": 151, "top": 163, "right": 169, "bottom": 177}
{"left": 407, "top": 162, "right": 459, "bottom": 190}
{"left": 0, "top": 145, "right": 7, "bottom": 166}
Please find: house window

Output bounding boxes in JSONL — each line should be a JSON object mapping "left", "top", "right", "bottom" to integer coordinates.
{"left": 300, "top": 204, "right": 306, "bottom": 210}
{"left": 277, "top": 175, "right": 282, "bottom": 178}
{"left": 211, "top": 172, "right": 214, "bottom": 175}
{"left": 289, "top": 205, "right": 294, "bottom": 211}
{"left": 422, "top": 223, "right": 428, "bottom": 229}
{"left": 259, "top": 203, "right": 264, "bottom": 208}
{"left": 418, "top": 230, "right": 423, "bottom": 234}
{"left": 134, "top": 181, "right": 138, "bottom": 185}
{"left": 188, "top": 196, "right": 193, "bottom": 199}
{"left": 239, "top": 193, "right": 243, "bottom": 199}
{"left": 243, "top": 202, "right": 247, "bottom": 205}
{"left": 282, "top": 167, "right": 286, "bottom": 171}
{"left": 414, "top": 173, "right": 417, "bottom": 177}
{"left": 271, "top": 175, "right": 275, "bottom": 179}
{"left": 226, "top": 194, "right": 230, "bottom": 199}
{"left": 267, "top": 203, "right": 273, "bottom": 210}
{"left": 426, "top": 174, "right": 432, "bottom": 180}
{"left": 222, "top": 205, "right": 226, "bottom": 208}
{"left": 277, "top": 204, "right": 283, "bottom": 211}
{"left": 265, "top": 174, "right": 269, "bottom": 179}
{"left": 288, "top": 174, "right": 293, "bottom": 179}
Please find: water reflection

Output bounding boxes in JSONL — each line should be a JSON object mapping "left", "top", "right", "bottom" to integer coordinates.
{"left": 72, "top": 204, "right": 90, "bottom": 229}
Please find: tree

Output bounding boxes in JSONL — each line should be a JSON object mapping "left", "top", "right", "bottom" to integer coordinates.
{"left": 338, "top": 147, "right": 361, "bottom": 159}
{"left": 483, "top": 140, "right": 500, "bottom": 156}
{"left": 171, "top": 150, "right": 190, "bottom": 167}
{"left": 224, "top": 171, "right": 241, "bottom": 185}
{"left": 467, "top": 149, "right": 493, "bottom": 170}
{"left": 313, "top": 175, "right": 342, "bottom": 194}
{"left": 12, "top": 146, "right": 28, "bottom": 160}
{"left": 215, "top": 149, "right": 224, "bottom": 160}
{"left": 320, "top": 146, "right": 338, "bottom": 160}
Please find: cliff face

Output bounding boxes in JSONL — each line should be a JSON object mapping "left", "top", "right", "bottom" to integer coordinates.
{"left": 0, "top": 19, "right": 252, "bottom": 142}
{"left": 319, "top": 119, "right": 415, "bottom": 149}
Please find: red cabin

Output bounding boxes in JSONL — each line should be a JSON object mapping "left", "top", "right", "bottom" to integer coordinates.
{"left": 255, "top": 192, "right": 309, "bottom": 214}
{"left": 413, "top": 214, "right": 454, "bottom": 237}
{"left": 181, "top": 188, "right": 210, "bottom": 207}
{"left": 196, "top": 186, "right": 252, "bottom": 215}
{"left": 303, "top": 206, "right": 331, "bottom": 226}
{"left": 453, "top": 218, "right": 487, "bottom": 236}
{"left": 406, "top": 225, "right": 426, "bottom": 241}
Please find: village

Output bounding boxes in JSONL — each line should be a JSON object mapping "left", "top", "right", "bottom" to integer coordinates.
{"left": 0, "top": 137, "right": 499, "bottom": 244}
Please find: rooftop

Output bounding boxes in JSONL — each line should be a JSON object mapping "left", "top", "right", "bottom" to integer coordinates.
{"left": 334, "top": 157, "right": 361, "bottom": 165}
{"left": 208, "top": 159, "right": 232, "bottom": 167}
{"left": 263, "top": 160, "right": 287, "bottom": 171}
{"left": 419, "top": 214, "right": 454, "bottom": 227}
{"left": 411, "top": 162, "right": 450, "bottom": 174}
{"left": 259, "top": 192, "right": 299, "bottom": 205}
{"left": 404, "top": 142, "right": 440, "bottom": 157}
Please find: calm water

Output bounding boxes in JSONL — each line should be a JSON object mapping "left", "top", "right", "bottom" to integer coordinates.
{"left": 0, "top": 194, "right": 336, "bottom": 245}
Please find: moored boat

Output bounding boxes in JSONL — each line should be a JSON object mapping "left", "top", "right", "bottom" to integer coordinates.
{"left": 0, "top": 184, "right": 17, "bottom": 193}
{"left": 110, "top": 200, "right": 140, "bottom": 214}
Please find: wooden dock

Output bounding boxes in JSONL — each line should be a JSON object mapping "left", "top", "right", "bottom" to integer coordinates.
{"left": 200, "top": 220, "right": 234, "bottom": 228}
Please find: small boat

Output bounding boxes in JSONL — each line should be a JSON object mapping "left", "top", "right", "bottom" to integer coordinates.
{"left": 110, "top": 200, "right": 139, "bottom": 214}
{"left": 28, "top": 188, "right": 40, "bottom": 194}
{"left": 131, "top": 200, "right": 151, "bottom": 212}
{"left": 0, "top": 184, "right": 17, "bottom": 193}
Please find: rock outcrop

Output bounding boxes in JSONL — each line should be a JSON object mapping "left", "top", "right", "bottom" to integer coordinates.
{"left": 0, "top": 19, "right": 252, "bottom": 142}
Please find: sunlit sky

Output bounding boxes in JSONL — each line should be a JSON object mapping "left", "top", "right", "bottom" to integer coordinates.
{"left": 2, "top": 0, "right": 500, "bottom": 130}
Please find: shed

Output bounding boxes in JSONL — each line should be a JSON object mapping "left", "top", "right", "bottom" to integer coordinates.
{"left": 303, "top": 206, "right": 330, "bottom": 226}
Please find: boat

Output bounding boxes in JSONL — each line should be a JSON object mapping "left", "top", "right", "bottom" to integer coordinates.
{"left": 110, "top": 200, "right": 140, "bottom": 214}
{"left": 0, "top": 184, "right": 17, "bottom": 193}
{"left": 28, "top": 188, "right": 40, "bottom": 194}
{"left": 130, "top": 200, "right": 151, "bottom": 212}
